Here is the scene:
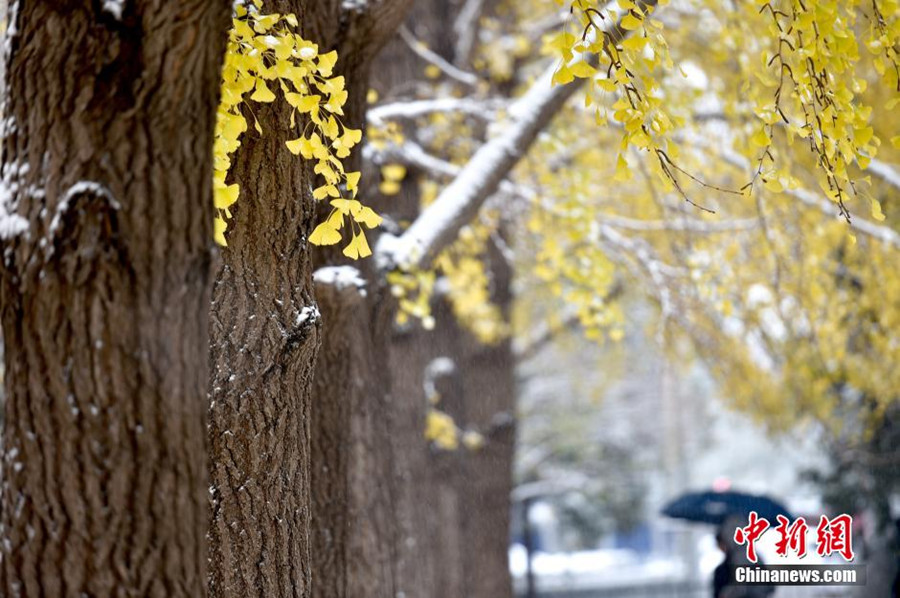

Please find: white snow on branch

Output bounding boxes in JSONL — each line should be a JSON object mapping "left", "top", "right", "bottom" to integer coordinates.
{"left": 341, "top": 0, "right": 368, "bottom": 12}
{"left": 368, "top": 98, "right": 506, "bottom": 125}
{"left": 375, "top": 65, "right": 567, "bottom": 271}
{"left": 453, "top": 0, "right": 486, "bottom": 64}
{"left": 423, "top": 356, "right": 456, "bottom": 400}
{"left": 0, "top": 209, "right": 28, "bottom": 240}
{"left": 867, "top": 158, "right": 900, "bottom": 191}
{"left": 376, "top": 1, "right": 657, "bottom": 272}
{"left": 296, "top": 304, "right": 321, "bottom": 326}
{"left": 313, "top": 266, "right": 367, "bottom": 295}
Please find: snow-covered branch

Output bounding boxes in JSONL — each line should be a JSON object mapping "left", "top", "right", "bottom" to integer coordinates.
{"left": 367, "top": 97, "right": 505, "bottom": 125}
{"left": 598, "top": 214, "right": 758, "bottom": 233}
{"left": 867, "top": 158, "right": 900, "bottom": 191}
{"left": 313, "top": 266, "right": 368, "bottom": 298}
{"left": 376, "top": 1, "right": 658, "bottom": 272}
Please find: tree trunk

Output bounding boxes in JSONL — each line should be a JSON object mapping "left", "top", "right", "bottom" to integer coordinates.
{"left": 303, "top": 4, "right": 415, "bottom": 598}
{"left": 372, "top": 2, "right": 518, "bottom": 596}
{"left": 206, "top": 2, "right": 413, "bottom": 597}
{"left": 311, "top": 270, "right": 397, "bottom": 598}
{"left": 457, "top": 245, "right": 516, "bottom": 598}
{"left": 0, "top": 1, "right": 228, "bottom": 596}
{"left": 207, "top": 4, "right": 322, "bottom": 598}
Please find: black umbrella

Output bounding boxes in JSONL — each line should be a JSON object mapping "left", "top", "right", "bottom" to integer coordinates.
{"left": 662, "top": 490, "right": 792, "bottom": 525}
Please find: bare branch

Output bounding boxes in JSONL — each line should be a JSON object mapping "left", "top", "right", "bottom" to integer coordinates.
{"left": 598, "top": 214, "right": 758, "bottom": 233}
{"left": 513, "top": 308, "right": 582, "bottom": 362}
{"left": 398, "top": 26, "right": 480, "bottom": 87}
{"left": 453, "top": 0, "right": 486, "bottom": 66}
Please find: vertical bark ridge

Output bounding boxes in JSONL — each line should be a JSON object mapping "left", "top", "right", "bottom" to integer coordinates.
{"left": 1, "top": 1, "right": 228, "bottom": 596}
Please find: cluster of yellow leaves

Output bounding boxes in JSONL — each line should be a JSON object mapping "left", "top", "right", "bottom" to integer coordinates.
{"left": 498, "top": 0, "right": 900, "bottom": 437}
{"left": 435, "top": 222, "right": 509, "bottom": 345}
{"left": 213, "top": 0, "right": 378, "bottom": 256}
{"left": 547, "top": 0, "right": 703, "bottom": 203}
{"left": 523, "top": 146, "right": 627, "bottom": 342}
{"left": 388, "top": 267, "right": 437, "bottom": 329}
{"left": 425, "top": 409, "right": 459, "bottom": 450}
{"left": 745, "top": 0, "right": 891, "bottom": 217}
{"left": 383, "top": 167, "right": 506, "bottom": 342}
{"left": 472, "top": 16, "right": 533, "bottom": 83}
{"left": 552, "top": 0, "right": 899, "bottom": 218}
{"left": 423, "top": 370, "right": 486, "bottom": 451}
{"left": 379, "top": 164, "right": 407, "bottom": 196}
{"left": 424, "top": 409, "right": 486, "bottom": 451}
{"left": 367, "top": 118, "right": 406, "bottom": 150}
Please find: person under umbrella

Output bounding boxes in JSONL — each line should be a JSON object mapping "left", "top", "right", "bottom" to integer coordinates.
{"left": 713, "top": 515, "right": 775, "bottom": 598}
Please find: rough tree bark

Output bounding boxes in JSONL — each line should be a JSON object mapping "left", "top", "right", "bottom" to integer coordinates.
{"left": 205, "top": 2, "right": 412, "bottom": 598}
{"left": 0, "top": 1, "right": 228, "bottom": 596}
{"left": 207, "top": 2, "right": 322, "bottom": 597}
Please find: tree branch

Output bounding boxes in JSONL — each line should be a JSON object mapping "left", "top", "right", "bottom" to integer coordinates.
{"left": 697, "top": 139, "right": 900, "bottom": 250}
{"left": 367, "top": 97, "right": 505, "bottom": 125}
{"left": 867, "top": 158, "right": 900, "bottom": 191}
{"left": 398, "top": 26, "right": 480, "bottom": 87}
{"left": 453, "top": 0, "right": 486, "bottom": 66}
{"left": 376, "top": 0, "right": 659, "bottom": 271}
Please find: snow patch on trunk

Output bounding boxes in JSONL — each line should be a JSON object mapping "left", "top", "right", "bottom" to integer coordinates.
{"left": 0, "top": 160, "right": 30, "bottom": 240}
{"left": 101, "top": 0, "right": 124, "bottom": 20}
{"left": 313, "top": 266, "right": 367, "bottom": 295}
{"left": 295, "top": 305, "right": 320, "bottom": 326}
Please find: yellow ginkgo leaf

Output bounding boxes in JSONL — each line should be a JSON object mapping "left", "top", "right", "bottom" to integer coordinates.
{"left": 379, "top": 180, "right": 401, "bottom": 195}
{"left": 382, "top": 164, "right": 407, "bottom": 181}
{"left": 345, "top": 171, "right": 361, "bottom": 195}
{"left": 214, "top": 216, "right": 228, "bottom": 246}
{"left": 314, "top": 185, "right": 340, "bottom": 200}
{"left": 331, "top": 198, "right": 362, "bottom": 215}
{"left": 285, "top": 137, "right": 309, "bottom": 156}
{"left": 871, "top": 198, "right": 886, "bottom": 222}
{"left": 751, "top": 128, "right": 771, "bottom": 147}
{"left": 250, "top": 80, "right": 276, "bottom": 102}
{"left": 621, "top": 13, "right": 643, "bottom": 31}
{"left": 317, "top": 50, "right": 338, "bottom": 76}
{"left": 215, "top": 183, "right": 240, "bottom": 209}
{"left": 355, "top": 232, "right": 372, "bottom": 258}
{"left": 355, "top": 206, "right": 382, "bottom": 229}
{"left": 286, "top": 93, "right": 320, "bottom": 113}
{"left": 309, "top": 222, "right": 341, "bottom": 246}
